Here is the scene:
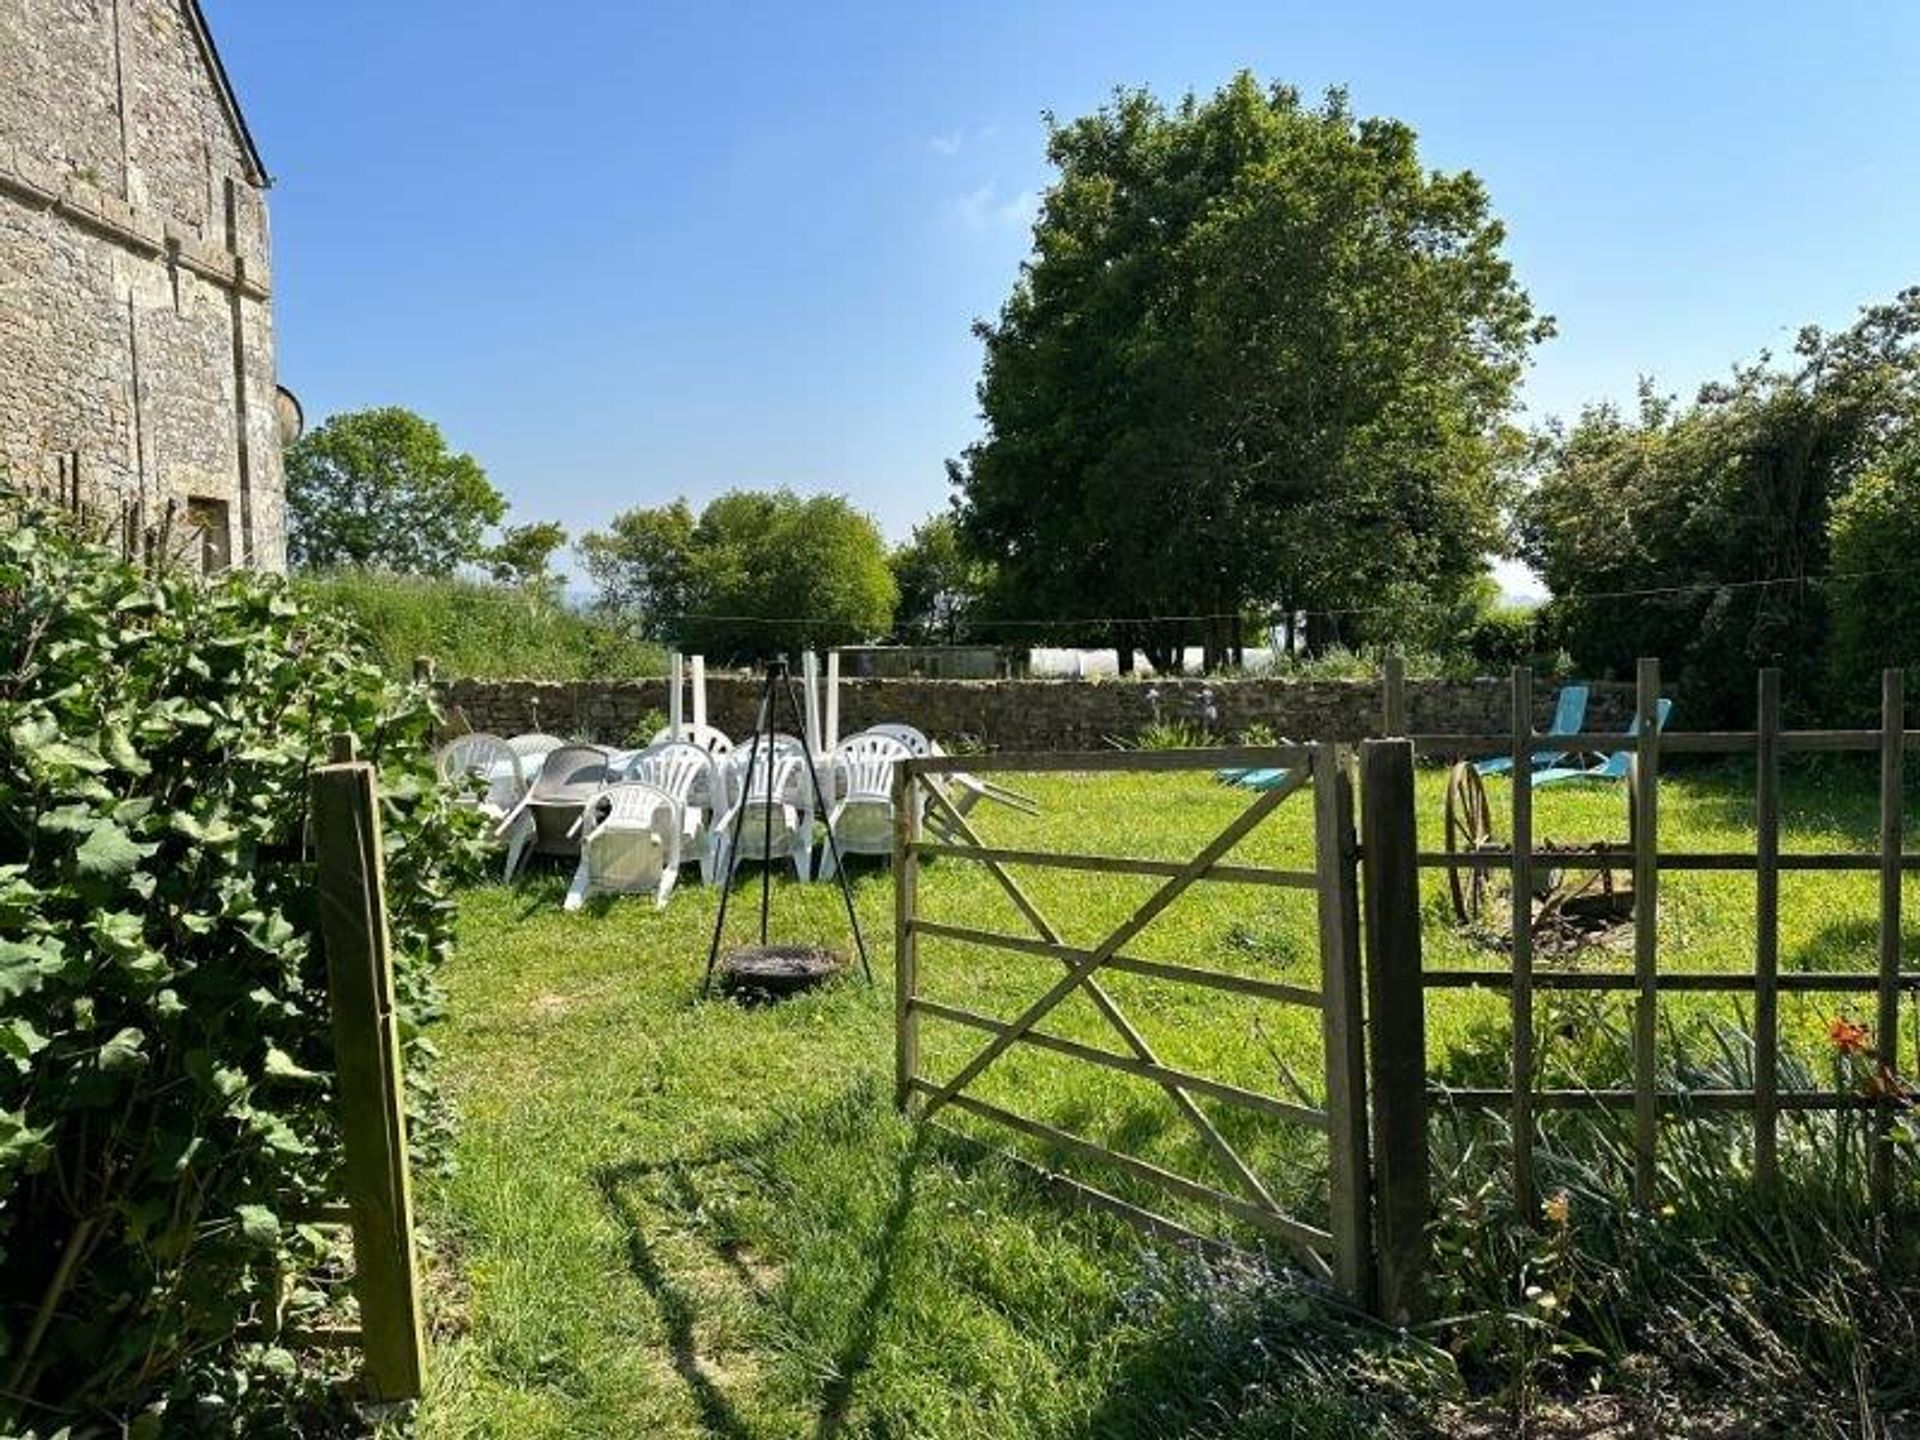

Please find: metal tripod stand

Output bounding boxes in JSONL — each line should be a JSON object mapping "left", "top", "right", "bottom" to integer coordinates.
{"left": 701, "top": 656, "right": 872, "bottom": 994}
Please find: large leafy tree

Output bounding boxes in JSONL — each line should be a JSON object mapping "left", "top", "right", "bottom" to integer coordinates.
{"left": 1516, "top": 289, "right": 1920, "bottom": 722}
{"left": 285, "top": 407, "right": 507, "bottom": 574}
{"left": 952, "top": 76, "right": 1547, "bottom": 670}
{"left": 580, "top": 490, "right": 896, "bottom": 662}
{"left": 890, "top": 513, "right": 986, "bottom": 644}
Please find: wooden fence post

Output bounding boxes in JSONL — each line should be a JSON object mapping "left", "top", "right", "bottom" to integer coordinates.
{"left": 1509, "top": 667, "right": 1536, "bottom": 1219}
{"left": 1314, "top": 745, "right": 1373, "bottom": 1304}
{"left": 310, "top": 734, "right": 426, "bottom": 1402}
{"left": 1874, "top": 668, "right": 1906, "bottom": 1208}
{"left": 1754, "top": 668, "right": 1782, "bottom": 1190}
{"left": 893, "top": 765, "right": 922, "bottom": 1112}
{"left": 1382, "top": 655, "right": 1407, "bottom": 737}
{"left": 1631, "top": 658, "right": 1662, "bottom": 1212}
{"left": 411, "top": 655, "right": 435, "bottom": 686}
{"left": 1360, "top": 739, "right": 1428, "bottom": 1323}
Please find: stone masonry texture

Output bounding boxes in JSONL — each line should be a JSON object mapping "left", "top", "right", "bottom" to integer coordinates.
{"left": 439, "top": 675, "right": 1641, "bottom": 753}
{"left": 0, "top": 0, "right": 285, "bottom": 569}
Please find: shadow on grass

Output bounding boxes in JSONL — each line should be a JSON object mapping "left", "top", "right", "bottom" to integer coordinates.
{"left": 594, "top": 1162, "right": 757, "bottom": 1440}
{"left": 812, "top": 1130, "right": 925, "bottom": 1439}
{"left": 1791, "top": 914, "right": 1920, "bottom": 974}
{"left": 591, "top": 1080, "right": 927, "bottom": 1438}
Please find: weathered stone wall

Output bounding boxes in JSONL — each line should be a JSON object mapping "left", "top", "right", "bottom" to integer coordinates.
{"left": 440, "top": 675, "right": 1640, "bottom": 751}
{"left": 0, "top": 0, "right": 284, "bottom": 570}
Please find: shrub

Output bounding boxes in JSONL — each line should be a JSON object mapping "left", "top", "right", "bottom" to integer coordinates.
{"left": 0, "top": 495, "right": 484, "bottom": 1433}
{"left": 1460, "top": 603, "right": 1542, "bottom": 674}
{"left": 298, "top": 569, "right": 666, "bottom": 683}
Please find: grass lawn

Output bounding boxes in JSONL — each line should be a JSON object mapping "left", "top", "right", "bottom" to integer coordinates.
{"left": 418, "top": 759, "right": 1917, "bottom": 1438}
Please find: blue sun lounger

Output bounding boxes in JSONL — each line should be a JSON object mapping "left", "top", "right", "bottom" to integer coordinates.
{"left": 1219, "top": 765, "right": 1291, "bottom": 791}
{"left": 1474, "top": 684, "right": 1590, "bottom": 777}
{"left": 1533, "top": 698, "right": 1673, "bottom": 787}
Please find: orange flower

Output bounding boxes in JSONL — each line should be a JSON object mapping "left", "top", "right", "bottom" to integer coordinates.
{"left": 1828, "top": 1017, "right": 1872, "bottom": 1056}
{"left": 1542, "top": 1190, "right": 1571, "bottom": 1226}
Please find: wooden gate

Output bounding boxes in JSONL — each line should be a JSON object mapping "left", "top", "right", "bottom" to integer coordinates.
{"left": 892, "top": 744, "right": 1372, "bottom": 1301}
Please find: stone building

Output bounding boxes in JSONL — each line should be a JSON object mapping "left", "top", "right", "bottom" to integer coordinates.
{"left": 0, "top": 0, "right": 285, "bottom": 570}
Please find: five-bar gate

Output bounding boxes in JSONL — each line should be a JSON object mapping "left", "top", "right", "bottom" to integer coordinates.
{"left": 892, "top": 743, "right": 1373, "bottom": 1299}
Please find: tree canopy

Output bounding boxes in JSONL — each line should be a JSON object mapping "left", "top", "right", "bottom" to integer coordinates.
{"left": 483, "top": 520, "right": 569, "bottom": 590}
{"left": 1516, "top": 289, "right": 1920, "bottom": 721}
{"left": 951, "top": 75, "right": 1547, "bottom": 670}
{"left": 285, "top": 407, "right": 507, "bottom": 574}
{"left": 889, "top": 514, "right": 986, "bottom": 645}
{"left": 579, "top": 489, "right": 896, "bottom": 662}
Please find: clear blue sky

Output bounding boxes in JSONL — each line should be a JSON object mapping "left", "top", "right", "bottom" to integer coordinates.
{"left": 206, "top": 1, "right": 1920, "bottom": 592}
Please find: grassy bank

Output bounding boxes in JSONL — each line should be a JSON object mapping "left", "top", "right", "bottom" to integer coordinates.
{"left": 299, "top": 570, "right": 665, "bottom": 682}
{"left": 420, "top": 763, "right": 1918, "bottom": 1436}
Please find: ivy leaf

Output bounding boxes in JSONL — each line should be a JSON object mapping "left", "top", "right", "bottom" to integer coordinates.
{"left": 98, "top": 1027, "right": 149, "bottom": 1073}
{"left": 73, "top": 822, "right": 158, "bottom": 884}
{"left": 10, "top": 715, "right": 110, "bottom": 778}
{"left": 101, "top": 725, "right": 150, "bottom": 776}
{"left": 235, "top": 1204, "right": 280, "bottom": 1249}
{"left": 0, "top": 1017, "right": 49, "bottom": 1068}
{"left": 0, "top": 939, "right": 53, "bottom": 1002}
{"left": 0, "top": 1108, "right": 52, "bottom": 1178}
{"left": 170, "top": 811, "right": 241, "bottom": 848}
{"left": 263, "top": 1046, "right": 323, "bottom": 1084}
{"left": 38, "top": 803, "right": 101, "bottom": 836}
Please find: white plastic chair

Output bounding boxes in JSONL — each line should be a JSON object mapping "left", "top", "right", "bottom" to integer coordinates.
{"left": 650, "top": 722, "right": 734, "bottom": 757}
{"left": 563, "top": 781, "right": 683, "bottom": 911}
{"left": 497, "top": 743, "right": 616, "bottom": 881}
{"left": 621, "top": 741, "right": 731, "bottom": 884}
{"left": 435, "top": 734, "right": 524, "bottom": 820}
{"left": 818, "top": 734, "right": 912, "bottom": 880}
{"left": 715, "top": 748, "right": 814, "bottom": 881}
{"left": 506, "top": 732, "right": 567, "bottom": 780}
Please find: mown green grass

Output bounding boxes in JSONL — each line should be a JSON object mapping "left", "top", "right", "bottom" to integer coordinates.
{"left": 420, "top": 760, "right": 1917, "bottom": 1438}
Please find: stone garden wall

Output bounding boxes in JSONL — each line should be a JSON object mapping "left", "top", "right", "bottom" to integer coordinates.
{"left": 439, "top": 674, "right": 1639, "bottom": 751}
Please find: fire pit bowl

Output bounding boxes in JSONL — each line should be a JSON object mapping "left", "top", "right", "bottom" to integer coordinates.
{"left": 714, "top": 943, "right": 844, "bottom": 1002}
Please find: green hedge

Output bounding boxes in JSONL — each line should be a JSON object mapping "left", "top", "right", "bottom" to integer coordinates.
{"left": 0, "top": 498, "right": 484, "bottom": 1433}
{"left": 298, "top": 570, "right": 666, "bottom": 682}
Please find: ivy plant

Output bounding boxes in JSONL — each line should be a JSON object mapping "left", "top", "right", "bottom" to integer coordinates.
{"left": 0, "top": 492, "right": 483, "bottom": 1434}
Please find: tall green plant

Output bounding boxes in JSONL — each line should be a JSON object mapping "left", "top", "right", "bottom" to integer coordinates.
{"left": 0, "top": 493, "right": 482, "bottom": 1433}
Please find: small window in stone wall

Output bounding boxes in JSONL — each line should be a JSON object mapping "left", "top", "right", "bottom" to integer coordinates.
{"left": 187, "top": 497, "right": 231, "bottom": 573}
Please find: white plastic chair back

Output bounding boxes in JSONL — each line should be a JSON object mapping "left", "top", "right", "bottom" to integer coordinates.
{"left": 831, "top": 733, "right": 911, "bottom": 802}
{"left": 625, "top": 741, "right": 728, "bottom": 814}
{"left": 565, "top": 781, "right": 682, "bottom": 910}
{"left": 817, "top": 734, "right": 911, "bottom": 879}
{"left": 859, "top": 723, "right": 935, "bottom": 757}
{"left": 436, "top": 734, "right": 522, "bottom": 816}
{"left": 625, "top": 741, "right": 732, "bottom": 882}
{"left": 651, "top": 722, "right": 734, "bottom": 757}
{"left": 722, "top": 752, "right": 814, "bottom": 878}
{"left": 506, "top": 732, "right": 567, "bottom": 778}
{"left": 497, "top": 743, "right": 615, "bottom": 879}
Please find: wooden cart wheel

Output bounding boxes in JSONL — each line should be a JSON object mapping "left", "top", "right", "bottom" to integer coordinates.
{"left": 1445, "top": 761, "right": 1497, "bottom": 924}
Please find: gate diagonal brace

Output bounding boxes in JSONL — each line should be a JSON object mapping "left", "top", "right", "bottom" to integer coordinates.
{"left": 916, "top": 772, "right": 1319, "bottom": 1253}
